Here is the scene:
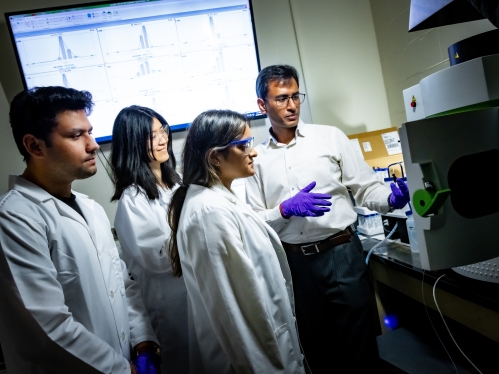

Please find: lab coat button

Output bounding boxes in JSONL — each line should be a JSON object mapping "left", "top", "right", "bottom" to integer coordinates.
{"left": 110, "top": 291, "right": 114, "bottom": 299}
{"left": 121, "top": 332, "right": 126, "bottom": 341}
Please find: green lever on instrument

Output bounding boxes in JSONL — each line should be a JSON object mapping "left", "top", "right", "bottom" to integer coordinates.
{"left": 413, "top": 188, "right": 451, "bottom": 217}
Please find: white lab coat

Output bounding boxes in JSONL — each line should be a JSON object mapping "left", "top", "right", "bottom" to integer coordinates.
{"left": 0, "top": 176, "right": 158, "bottom": 374}
{"left": 115, "top": 185, "right": 189, "bottom": 373}
{"left": 177, "top": 183, "right": 305, "bottom": 374}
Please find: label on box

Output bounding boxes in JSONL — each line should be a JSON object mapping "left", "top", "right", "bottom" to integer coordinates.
{"left": 381, "top": 131, "right": 402, "bottom": 155}
{"left": 349, "top": 138, "right": 364, "bottom": 159}
{"left": 362, "top": 141, "right": 372, "bottom": 152}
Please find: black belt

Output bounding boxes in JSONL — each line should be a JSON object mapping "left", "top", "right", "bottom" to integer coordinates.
{"left": 281, "top": 227, "right": 353, "bottom": 255}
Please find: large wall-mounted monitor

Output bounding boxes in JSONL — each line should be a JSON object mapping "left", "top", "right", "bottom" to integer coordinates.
{"left": 5, "top": 0, "right": 263, "bottom": 142}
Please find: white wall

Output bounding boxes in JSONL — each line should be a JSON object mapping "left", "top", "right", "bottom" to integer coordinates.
{"left": 290, "top": 0, "right": 391, "bottom": 135}
{"left": 0, "top": 81, "right": 25, "bottom": 192}
{"left": 370, "top": 0, "right": 496, "bottom": 127}
{"left": 0, "top": 0, "right": 390, "bottom": 223}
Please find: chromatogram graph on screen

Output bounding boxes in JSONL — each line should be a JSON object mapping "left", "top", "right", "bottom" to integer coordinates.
{"left": 106, "top": 55, "right": 185, "bottom": 96}
{"left": 18, "top": 31, "right": 100, "bottom": 67}
{"left": 26, "top": 66, "right": 110, "bottom": 101}
{"left": 98, "top": 21, "right": 179, "bottom": 62}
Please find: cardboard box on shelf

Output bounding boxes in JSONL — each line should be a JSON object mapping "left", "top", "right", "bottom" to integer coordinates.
{"left": 348, "top": 127, "right": 405, "bottom": 178}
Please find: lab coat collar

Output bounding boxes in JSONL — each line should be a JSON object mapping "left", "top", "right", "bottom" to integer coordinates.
{"left": 74, "top": 191, "right": 97, "bottom": 245}
{"left": 9, "top": 175, "right": 91, "bottom": 203}
{"left": 212, "top": 183, "right": 238, "bottom": 205}
{"left": 9, "top": 174, "right": 58, "bottom": 203}
{"left": 212, "top": 182, "right": 285, "bottom": 253}
{"left": 9, "top": 175, "right": 97, "bottom": 244}
{"left": 212, "top": 183, "right": 256, "bottom": 216}
{"left": 264, "top": 119, "right": 307, "bottom": 149}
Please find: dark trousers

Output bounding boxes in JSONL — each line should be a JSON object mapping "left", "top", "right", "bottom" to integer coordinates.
{"left": 285, "top": 233, "right": 379, "bottom": 374}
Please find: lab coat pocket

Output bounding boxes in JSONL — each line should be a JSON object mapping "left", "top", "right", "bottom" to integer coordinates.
{"left": 275, "top": 323, "right": 299, "bottom": 370}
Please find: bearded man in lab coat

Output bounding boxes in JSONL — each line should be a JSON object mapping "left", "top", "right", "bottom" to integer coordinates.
{"left": 0, "top": 86, "right": 160, "bottom": 373}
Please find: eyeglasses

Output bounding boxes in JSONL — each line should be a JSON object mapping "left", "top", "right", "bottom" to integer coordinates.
{"left": 226, "top": 136, "right": 254, "bottom": 155}
{"left": 152, "top": 127, "right": 168, "bottom": 147}
{"left": 269, "top": 93, "right": 306, "bottom": 108}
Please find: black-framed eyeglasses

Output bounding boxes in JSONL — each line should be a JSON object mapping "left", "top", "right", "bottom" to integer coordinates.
{"left": 268, "top": 93, "right": 306, "bottom": 108}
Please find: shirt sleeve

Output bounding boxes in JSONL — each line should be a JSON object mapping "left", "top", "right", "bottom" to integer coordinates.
{"left": 245, "top": 172, "right": 289, "bottom": 234}
{"left": 181, "top": 206, "right": 287, "bottom": 373}
{"left": 115, "top": 190, "right": 171, "bottom": 275}
{"left": 0, "top": 209, "right": 130, "bottom": 374}
{"left": 334, "top": 128, "right": 391, "bottom": 214}
{"left": 121, "top": 260, "right": 159, "bottom": 348}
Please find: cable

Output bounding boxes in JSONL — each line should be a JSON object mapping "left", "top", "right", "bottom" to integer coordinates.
{"left": 365, "top": 222, "right": 398, "bottom": 264}
{"left": 96, "top": 148, "right": 113, "bottom": 182}
{"left": 422, "top": 271, "right": 458, "bottom": 373}
{"left": 433, "top": 274, "right": 483, "bottom": 374}
{"left": 99, "top": 146, "right": 111, "bottom": 166}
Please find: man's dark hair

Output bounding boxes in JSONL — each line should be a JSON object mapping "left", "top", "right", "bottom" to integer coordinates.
{"left": 255, "top": 64, "right": 300, "bottom": 99}
{"left": 9, "top": 86, "right": 94, "bottom": 160}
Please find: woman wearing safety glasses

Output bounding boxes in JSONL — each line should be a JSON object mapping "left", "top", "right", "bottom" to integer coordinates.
{"left": 168, "top": 109, "right": 306, "bottom": 373}
{"left": 110, "top": 105, "right": 189, "bottom": 373}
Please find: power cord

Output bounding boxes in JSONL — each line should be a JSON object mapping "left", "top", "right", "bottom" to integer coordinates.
{"left": 422, "top": 270, "right": 458, "bottom": 373}
{"left": 365, "top": 222, "right": 398, "bottom": 264}
{"left": 433, "top": 274, "right": 483, "bottom": 374}
{"left": 96, "top": 148, "right": 113, "bottom": 182}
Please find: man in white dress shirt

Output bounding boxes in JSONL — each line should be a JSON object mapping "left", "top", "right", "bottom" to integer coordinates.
{"left": 245, "top": 65, "right": 410, "bottom": 373}
{"left": 0, "top": 86, "right": 160, "bottom": 373}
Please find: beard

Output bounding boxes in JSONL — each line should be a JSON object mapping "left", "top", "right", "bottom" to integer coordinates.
{"left": 74, "top": 165, "right": 98, "bottom": 180}
{"left": 48, "top": 155, "right": 98, "bottom": 182}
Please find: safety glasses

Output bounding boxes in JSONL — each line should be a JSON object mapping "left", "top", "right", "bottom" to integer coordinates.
{"left": 229, "top": 136, "right": 254, "bottom": 155}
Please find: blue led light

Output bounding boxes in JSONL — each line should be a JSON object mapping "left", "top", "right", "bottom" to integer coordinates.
{"left": 384, "top": 314, "right": 399, "bottom": 329}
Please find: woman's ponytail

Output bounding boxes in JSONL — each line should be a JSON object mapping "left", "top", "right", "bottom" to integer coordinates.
{"left": 168, "top": 184, "right": 188, "bottom": 277}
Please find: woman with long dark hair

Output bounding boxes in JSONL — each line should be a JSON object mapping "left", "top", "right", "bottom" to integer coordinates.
{"left": 110, "top": 105, "right": 188, "bottom": 373}
{"left": 168, "top": 109, "right": 305, "bottom": 373}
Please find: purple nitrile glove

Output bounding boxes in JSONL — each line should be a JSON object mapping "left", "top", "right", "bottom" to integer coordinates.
{"left": 133, "top": 350, "right": 161, "bottom": 374}
{"left": 389, "top": 179, "right": 410, "bottom": 209}
{"left": 281, "top": 181, "right": 332, "bottom": 218}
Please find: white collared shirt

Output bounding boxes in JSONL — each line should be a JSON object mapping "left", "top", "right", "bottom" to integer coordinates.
{"left": 245, "top": 121, "right": 391, "bottom": 244}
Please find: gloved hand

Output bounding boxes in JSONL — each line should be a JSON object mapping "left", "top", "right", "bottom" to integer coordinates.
{"left": 389, "top": 179, "right": 410, "bottom": 209}
{"left": 281, "top": 181, "right": 332, "bottom": 218}
{"left": 132, "top": 350, "right": 161, "bottom": 374}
